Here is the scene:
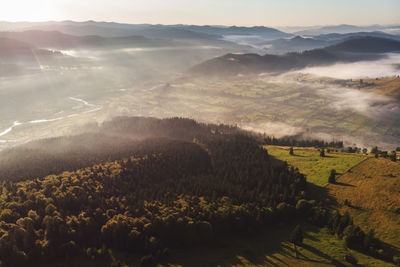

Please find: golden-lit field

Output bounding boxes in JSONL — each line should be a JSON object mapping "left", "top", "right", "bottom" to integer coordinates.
{"left": 346, "top": 77, "right": 400, "bottom": 99}
{"left": 264, "top": 145, "right": 400, "bottom": 254}
{"left": 327, "top": 158, "right": 400, "bottom": 249}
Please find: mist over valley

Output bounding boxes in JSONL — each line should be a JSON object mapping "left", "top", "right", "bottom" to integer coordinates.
{"left": 0, "top": 13, "right": 400, "bottom": 267}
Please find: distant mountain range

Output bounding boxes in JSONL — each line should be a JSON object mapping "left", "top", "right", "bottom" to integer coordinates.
{"left": 313, "top": 31, "right": 400, "bottom": 42}
{"left": 0, "top": 21, "right": 292, "bottom": 40}
{"left": 2, "top": 21, "right": 400, "bottom": 54}
{"left": 0, "top": 30, "right": 180, "bottom": 50}
{"left": 265, "top": 31, "right": 400, "bottom": 54}
{"left": 190, "top": 37, "right": 400, "bottom": 77}
{"left": 293, "top": 24, "right": 400, "bottom": 36}
{"left": 173, "top": 25, "right": 292, "bottom": 39}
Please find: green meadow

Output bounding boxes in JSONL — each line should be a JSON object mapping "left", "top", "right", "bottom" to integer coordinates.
{"left": 264, "top": 146, "right": 367, "bottom": 187}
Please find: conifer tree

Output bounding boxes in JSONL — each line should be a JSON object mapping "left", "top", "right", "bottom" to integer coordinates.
{"left": 328, "top": 169, "right": 336, "bottom": 184}
{"left": 290, "top": 225, "right": 303, "bottom": 258}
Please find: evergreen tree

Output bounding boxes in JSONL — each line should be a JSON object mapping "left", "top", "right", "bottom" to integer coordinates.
{"left": 320, "top": 148, "right": 325, "bottom": 157}
{"left": 390, "top": 151, "right": 397, "bottom": 162}
{"left": 290, "top": 225, "right": 303, "bottom": 258}
{"left": 371, "top": 146, "right": 379, "bottom": 154}
{"left": 289, "top": 147, "right": 294, "bottom": 156}
{"left": 328, "top": 169, "right": 336, "bottom": 184}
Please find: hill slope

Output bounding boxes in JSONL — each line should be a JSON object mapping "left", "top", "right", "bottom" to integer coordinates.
{"left": 327, "top": 158, "right": 400, "bottom": 249}
{"left": 190, "top": 37, "right": 400, "bottom": 76}
{"left": 0, "top": 122, "right": 307, "bottom": 266}
{"left": 0, "top": 117, "right": 243, "bottom": 182}
{"left": 327, "top": 36, "right": 400, "bottom": 53}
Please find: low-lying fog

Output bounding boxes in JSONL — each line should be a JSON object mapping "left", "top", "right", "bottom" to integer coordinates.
{"left": 1, "top": 45, "right": 399, "bottom": 151}
{"left": 221, "top": 35, "right": 273, "bottom": 50}
{"left": 295, "top": 53, "right": 400, "bottom": 79}
{"left": 0, "top": 44, "right": 229, "bottom": 147}
{"left": 318, "top": 86, "right": 399, "bottom": 119}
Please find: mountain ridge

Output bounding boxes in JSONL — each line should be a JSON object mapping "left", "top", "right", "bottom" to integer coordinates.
{"left": 190, "top": 37, "right": 400, "bottom": 76}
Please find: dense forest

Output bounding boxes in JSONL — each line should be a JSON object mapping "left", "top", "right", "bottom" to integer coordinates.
{"left": 0, "top": 117, "right": 244, "bottom": 182}
{"left": 0, "top": 117, "right": 308, "bottom": 266}
{"left": 0, "top": 117, "right": 396, "bottom": 266}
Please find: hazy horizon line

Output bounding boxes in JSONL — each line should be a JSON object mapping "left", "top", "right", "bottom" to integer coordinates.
{"left": 1, "top": 20, "right": 400, "bottom": 29}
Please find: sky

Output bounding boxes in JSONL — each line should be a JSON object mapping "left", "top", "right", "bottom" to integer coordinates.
{"left": 1, "top": 0, "right": 399, "bottom": 26}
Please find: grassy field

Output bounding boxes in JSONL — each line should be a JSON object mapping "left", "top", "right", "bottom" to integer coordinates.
{"left": 264, "top": 146, "right": 367, "bottom": 187}
{"left": 263, "top": 145, "right": 400, "bottom": 257}
{"left": 327, "top": 158, "right": 400, "bottom": 249}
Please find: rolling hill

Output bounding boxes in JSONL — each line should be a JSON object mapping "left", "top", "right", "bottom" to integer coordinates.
{"left": 266, "top": 36, "right": 329, "bottom": 54}
{"left": 190, "top": 37, "right": 400, "bottom": 76}
{"left": 327, "top": 36, "right": 400, "bottom": 53}
{"left": 265, "top": 32, "right": 400, "bottom": 54}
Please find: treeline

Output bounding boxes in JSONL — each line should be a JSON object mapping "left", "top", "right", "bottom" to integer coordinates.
{"left": 0, "top": 117, "right": 245, "bottom": 182}
{"left": 264, "top": 136, "right": 343, "bottom": 148}
{"left": 0, "top": 132, "right": 306, "bottom": 266}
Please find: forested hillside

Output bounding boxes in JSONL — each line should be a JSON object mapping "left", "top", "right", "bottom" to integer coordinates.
{"left": 0, "top": 118, "right": 308, "bottom": 266}
{"left": 0, "top": 117, "right": 397, "bottom": 266}
{"left": 0, "top": 117, "right": 243, "bottom": 182}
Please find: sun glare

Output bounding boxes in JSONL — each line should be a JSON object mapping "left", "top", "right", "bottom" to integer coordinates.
{"left": 2, "top": 0, "right": 56, "bottom": 21}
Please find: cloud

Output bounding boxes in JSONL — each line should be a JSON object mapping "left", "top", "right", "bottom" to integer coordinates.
{"left": 295, "top": 53, "right": 400, "bottom": 79}
{"left": 240, "top": 122, "right": 303, "bottom": 138}
{"left": 317, "top": 86, "right": 400, "bottom": 119}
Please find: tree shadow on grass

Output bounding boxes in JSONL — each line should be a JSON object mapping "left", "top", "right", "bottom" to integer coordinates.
{"left": 334, "top": 182, "right": 356, "bottom": 187}
{"left": 281, "top": 241, "right": 331, "bottom": 264}
{"left": 165, "top": 219, "right": 341, "bottom": 267}
{"left": 165, "top": 222, "right": 300, "bottom": 267}
{"left": 304, "top": 232, "right": 320, "bottom": 242}
{"left": 293, "top": 154, "right": 307, "bottom": 157}
{"left": 306, "top": 182, "right": 338, "bottom": 208}
{"left": 300, "top": 243, "right": 332, "bottom": 261}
